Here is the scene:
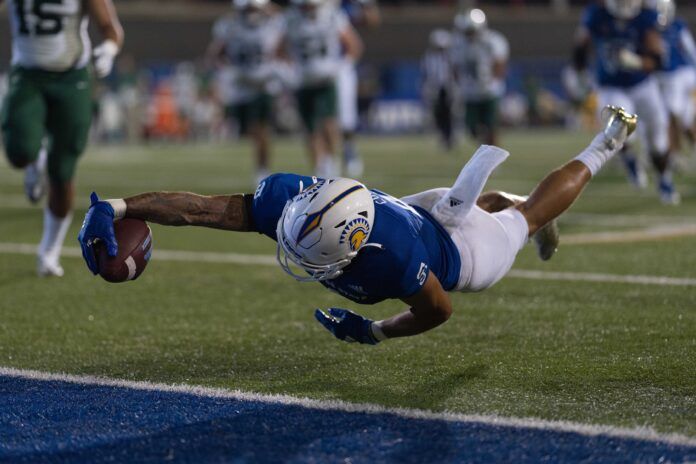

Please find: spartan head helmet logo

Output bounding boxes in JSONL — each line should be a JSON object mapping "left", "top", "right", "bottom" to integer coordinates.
{"left": 340, "top": 217, "right": 370, "bottom": 252}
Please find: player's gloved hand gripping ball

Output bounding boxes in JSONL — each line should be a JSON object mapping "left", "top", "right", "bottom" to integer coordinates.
{"left": 79, "top": 192, "right": 118, "bottom": 274}
{"left": 78, "top": 192, "right": 152, "bottom": 282}
{"left": 314, "top": 308, "right": 385, "bottom": 345}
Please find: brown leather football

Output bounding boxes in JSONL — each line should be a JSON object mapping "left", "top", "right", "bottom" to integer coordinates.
{"left": 96, "top": 218, "right": 153, "bottom": 283}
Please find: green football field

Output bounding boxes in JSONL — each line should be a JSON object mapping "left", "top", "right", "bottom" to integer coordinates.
{"left": 0, "top": 130, "right": 694, "bottom": 438}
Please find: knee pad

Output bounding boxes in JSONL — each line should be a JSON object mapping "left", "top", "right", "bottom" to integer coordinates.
{"left": 2, "top": 133, "right": 40, "bottom": 169}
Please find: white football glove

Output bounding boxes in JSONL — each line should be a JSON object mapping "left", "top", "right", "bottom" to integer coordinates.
{"left": 617, "top": 48, "right": 643, "bottom": 71}
{"left": 93, "top": 40, "right": 119, "bottom": 78}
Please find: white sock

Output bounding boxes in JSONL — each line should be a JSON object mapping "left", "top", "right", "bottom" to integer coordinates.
{"left": 36, "top": 145, "right": 48, "bottom": 171}
{"left": 433, "top": 145, "right": 510, "bottom": 226}
{"left": 38, "top": 208, "right": 73, "bottom": 265}
{"left": 573, "top": 133, "right": 621, "bottom": 176}
{"left": 317, "top": 155, "right": 337, "bottom": 178}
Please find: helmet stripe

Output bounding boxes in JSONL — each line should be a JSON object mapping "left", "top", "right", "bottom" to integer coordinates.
{"left": 295, "top": 185, "right": 363, "bottom": 244}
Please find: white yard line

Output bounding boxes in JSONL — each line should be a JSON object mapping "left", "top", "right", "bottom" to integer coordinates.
{"left": 0, "top": 366, "right": 694, "bottom": 448}
{"left": 1, "top": 242, "right": 695, "bottom": 287}
{"left": 506, "top": 269, "right": 696, "bottom": 287}
{"left": 562, "top": 224, "right": 696, "bottom": 244}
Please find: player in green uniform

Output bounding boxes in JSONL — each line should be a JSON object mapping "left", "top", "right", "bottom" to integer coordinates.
{"left": 207, "top": 0, "right": 283, "bottom": 185}
{"left": 278, "top": 0, "right": 362, "bottom": 178}
{"left": 1, "top": 0, "right": 123, "bottom": 276}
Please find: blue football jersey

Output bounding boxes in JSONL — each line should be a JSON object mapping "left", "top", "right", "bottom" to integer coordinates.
{"left": 582, "top": 5, "right": 659, "bottom": 88}
{"left": 251, "top": 173, "right": 461, "bottom": 305}
{"left": 662, "top": 19, "right": 691, "bottom": 72}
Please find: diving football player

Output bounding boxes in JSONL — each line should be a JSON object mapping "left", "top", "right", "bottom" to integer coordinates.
{"left": 1, "top": 0, "right": 123, "bottom": 276}
{"left": 572, "top": 0, "right": 678, "bottom": 203}
{"left": 78, "top": 106, "right": 636, "bottom": 345}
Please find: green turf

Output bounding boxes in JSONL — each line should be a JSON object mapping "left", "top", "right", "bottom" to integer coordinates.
{"left": 0, "top": 130, "right": 694, "bottom": 437}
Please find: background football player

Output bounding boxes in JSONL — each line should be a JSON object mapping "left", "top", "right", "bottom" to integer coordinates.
{"left": 277, "top": 0, "right": 362, "bottom": 178}
{"left": 450, "top": 8, "right": 509, "bottom": 147}
{"left": 336, "top": 0, "right": 380, "bottom": 178}
{"left": 78, "top": 106, "right": 636, "bottom": 345}
{"left": 208, "top": 0, "right": 283, "bottom": 185}
{"left": 421, "top": 29, "right": 457, "bottom": 151}
{"left": 652, "top": 0, "right": 696, "bottom": 155}
{"left": 572, "top": 0, "right": 678, "bottom": 204}
{"left": 1, "top": 0, "right": 123, "bottom": 276}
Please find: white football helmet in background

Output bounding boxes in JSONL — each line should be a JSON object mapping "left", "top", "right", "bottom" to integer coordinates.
{"left": 454, "top": 9, "right": 487, "bottom": 34}
{"left": 429, "top": 29, "right": 452, "bottom": 50}
{"left": 233, "top": 0, "right": 269, "bottom": 9}
{"left": 654, "top": 0, "right": 676, "bottom": 28}
{"left": 606, "top": 0, "right": 643, "bottom": 20}
{"left": 277, "top": 178, "right": 377, "bottom": 282}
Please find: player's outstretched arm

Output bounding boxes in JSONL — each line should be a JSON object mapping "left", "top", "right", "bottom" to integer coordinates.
{"left": 78, "top": 192, "right": 254, "bottom": 274}
{"left": 314, "top": 273, "right": 453, "bottom": 345}
{"left": 123, "top": 192, "right": 255, "bottom": 231}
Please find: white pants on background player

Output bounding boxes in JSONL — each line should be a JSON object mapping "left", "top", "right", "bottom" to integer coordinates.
{"left": 597, "top": 77, "right": 669, "bottom": 154}
{"left": 658, "top": 66, "right": 696, "bottom": 130}
{"left": 596, "top": 76, "right": 678, "bottom": 204}
{"left": 338, "top": 57, "right": 363, "bottom": 177}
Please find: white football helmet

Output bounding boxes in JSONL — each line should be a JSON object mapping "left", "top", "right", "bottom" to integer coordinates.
{"left": 430, "top": 29, "right": 452, "bottom": 49}
{"left": 276, "top": 178, "right": 376, "bottom": 282}
{"left": 454, "top": 9, "right": 487, "bottom": 34}
{"left": 606, "top": 0, "right": 643, "bottom": 20}
{"left": 654, "top": 0, "right": 675, "bottom": 28}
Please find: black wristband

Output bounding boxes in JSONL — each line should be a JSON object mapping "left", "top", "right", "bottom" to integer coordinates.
{"left": 243, "top": 193, "right": 257, "bottom": 232}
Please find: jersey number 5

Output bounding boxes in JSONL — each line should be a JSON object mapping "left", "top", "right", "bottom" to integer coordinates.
{"left": 14, "top": 0, "right": 64, "bottom": 36}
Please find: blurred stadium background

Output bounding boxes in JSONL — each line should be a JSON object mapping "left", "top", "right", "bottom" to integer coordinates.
{"left": 4, "top": 0, "right": 695, "bottom": 143}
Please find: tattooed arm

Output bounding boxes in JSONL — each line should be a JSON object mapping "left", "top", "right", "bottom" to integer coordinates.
{"left": 123, "top": 192, "right": 255, "bottom": 232}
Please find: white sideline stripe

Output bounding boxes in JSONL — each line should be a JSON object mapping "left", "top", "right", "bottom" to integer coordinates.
{"left": 1, "top": 367, "right": 694, "bottom": 448}
{"left": 1, "top": 242, "right": 695, "bottom": 287}
{"left": 563, "top": 224, "right": 696, "bottom": 245}
{"left": 506, "top": 270, "right": 696, "bottom": 287}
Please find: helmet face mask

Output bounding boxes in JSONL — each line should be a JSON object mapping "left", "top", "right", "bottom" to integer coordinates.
{"left": 276, "top": 178, "right": 376, "bottom": 282}
{"left": 605, "top": 0, "right": 643, "bottom": 20}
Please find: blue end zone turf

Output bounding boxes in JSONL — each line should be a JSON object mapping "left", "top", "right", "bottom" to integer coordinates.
{"left": 1, "top": 374, "right": 694, "bottom": 463}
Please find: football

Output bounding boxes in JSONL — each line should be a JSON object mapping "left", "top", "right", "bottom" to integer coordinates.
{"left": 96, "top": 218, "right": 153, "bottom": 283}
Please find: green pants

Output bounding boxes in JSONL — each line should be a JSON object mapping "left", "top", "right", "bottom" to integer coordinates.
{"left": 295, "top": 82, "right": 337, "bottom": 133}
{"left": 465, "top": 98, "right": 498, "bottom": 138}
{"left": 1, "top": 66, "right": 93, "bottom": 183}
{"left": 227, "top": 93, "right": 272, "bottom": 135}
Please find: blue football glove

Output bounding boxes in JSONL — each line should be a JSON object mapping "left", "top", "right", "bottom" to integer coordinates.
{"left": 77, "top": 192, "right": 118, "bottom": 275}
{"left": 314, "top": 308, "right": 380, "bottom": 345}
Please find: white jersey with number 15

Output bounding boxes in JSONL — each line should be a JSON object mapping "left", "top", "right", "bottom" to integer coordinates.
{"left": 8, "top": 0, "right": 91, "bottom": 72}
